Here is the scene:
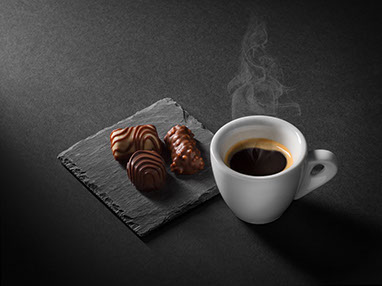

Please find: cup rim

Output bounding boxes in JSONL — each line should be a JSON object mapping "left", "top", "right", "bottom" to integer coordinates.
{"left": 210, "top": 115, "right": 307, "bottom": 180}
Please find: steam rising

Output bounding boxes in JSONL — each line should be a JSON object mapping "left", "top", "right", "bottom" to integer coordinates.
{"left": 229, "top": 21, "right": 301, "bottom": 119}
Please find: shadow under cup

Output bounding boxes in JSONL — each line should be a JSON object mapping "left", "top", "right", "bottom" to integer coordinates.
{"left": 210, "top": 116, "right": 307, "bottom": 224}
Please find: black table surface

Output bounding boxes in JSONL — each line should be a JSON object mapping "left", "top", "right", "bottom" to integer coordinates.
{"left": 1, "top": 0, "right": 381, "bottom": 285}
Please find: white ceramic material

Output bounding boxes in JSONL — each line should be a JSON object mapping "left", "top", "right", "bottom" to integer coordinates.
{"left": 210, "top": 116, "right": 338, "bottom": 224}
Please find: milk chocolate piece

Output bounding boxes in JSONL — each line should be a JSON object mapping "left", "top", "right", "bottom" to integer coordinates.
{"left": 110, "top": 124, "right": 162, "bottom": 161}
{"left": 127, "top": 150, "right": 166, "bottom": 192}
{"left": 164, "top": 125, "right": 205, "bottom": 174}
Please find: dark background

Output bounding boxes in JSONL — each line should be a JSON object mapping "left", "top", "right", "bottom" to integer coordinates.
{"left": 1, "top": 0, "right": 381, "bottom": 285}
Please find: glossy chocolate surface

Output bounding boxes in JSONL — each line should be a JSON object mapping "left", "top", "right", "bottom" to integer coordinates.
{"left": 127, "top": 150, "right": 166, "bottom": 192}
{"left": 110, "top": 124, "right": 162, "bottom": 161}
{"left": 164, "top": 125, "right": 205, "bottom": 175}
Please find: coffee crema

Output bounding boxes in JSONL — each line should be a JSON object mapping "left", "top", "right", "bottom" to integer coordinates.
{"left": 224, "top": 138, "right": 293, "bottom": 176}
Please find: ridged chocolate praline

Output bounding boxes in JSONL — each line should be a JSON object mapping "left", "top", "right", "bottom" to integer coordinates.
{"left": 110, "top": 124, "right": 162, "bottom": 161}
{"left": 127, "top": 150, "right": 166, "bottom": 191}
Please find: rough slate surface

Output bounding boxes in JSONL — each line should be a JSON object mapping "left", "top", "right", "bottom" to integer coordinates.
{"left": 57, "top": 98, "right": 217, "bottom": 237}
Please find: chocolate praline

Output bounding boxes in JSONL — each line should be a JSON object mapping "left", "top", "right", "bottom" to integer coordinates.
{"left": 164, "top": 125, "right": 205, "bottom": 175}
{"left": 127, "top": 150, "right": 166, "bottom": 191}
{"left": 110, "top": 124, "right": 162, "bottom": 161}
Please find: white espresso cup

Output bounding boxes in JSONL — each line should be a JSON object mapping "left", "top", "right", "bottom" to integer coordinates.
{"left": 210, "top": 116, "right": 338, "bottom": 224}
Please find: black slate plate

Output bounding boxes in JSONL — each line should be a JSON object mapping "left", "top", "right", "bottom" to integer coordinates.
{"left": 57, "top": 98, "right": 218, "bottom": 237}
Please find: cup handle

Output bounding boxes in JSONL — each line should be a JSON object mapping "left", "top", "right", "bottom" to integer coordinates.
{"left": 294, "top": 149, "right": 338, "bottom": 200}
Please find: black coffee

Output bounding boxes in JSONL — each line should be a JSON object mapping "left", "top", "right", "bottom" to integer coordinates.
{"left": 229, "top": 147, "right": 287, "bottom": 176}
